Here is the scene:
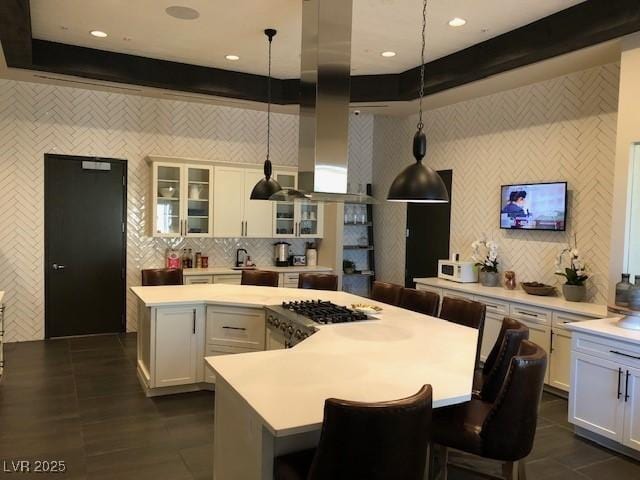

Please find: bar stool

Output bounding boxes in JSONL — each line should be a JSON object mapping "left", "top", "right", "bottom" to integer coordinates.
{"left": 274, "top": 385, "right": 433, "bottom": 480}
{"left": 474, "top": 318, "right": 529, "bottom": 399}
{"left": 439, "top": 296, "right": 486, "bottom": 368}
{"left": 430, "top": 341, "right": 547, "bottom": 480}
{"left": 241, "top": 269, "right": 280, "bottom": 287}
{"left": 399, "top": 288, "right": 440, "bottom": 316}
{"left": 141, "top": 268, "right": 183, "bottom": 286}
{"left": 298, "top": 273, "right": 339, "bottom": 291}
{"left": 371, "top": 281, "right": 403, "bottom": 306}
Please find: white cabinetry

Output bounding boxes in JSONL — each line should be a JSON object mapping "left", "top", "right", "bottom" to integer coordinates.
{"left": 570, "top": 332, "right": 640, "bottom": 452}
{"left": 271, "top": 171, "right": 324, "bottom": 239}
{"left": 213, "top": 166, "right": 273, "bottom": 238}
{"left": 204, "top": 305, "right": 266, "bottom": 383}
{"left": 150, "top": 162, "right": 213, "bottom": 238}
{"left": 153, "top": 306, "right": 202, "bottom": 387}
{"left": 509, "top": 303, "right": 551, "bottom": 384}
{"left": 184, "top": 275, "right": 213, "bottom": 285}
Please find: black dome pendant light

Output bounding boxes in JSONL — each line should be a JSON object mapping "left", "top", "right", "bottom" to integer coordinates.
{"left": 250, "top": 28, "right": 282, "bottom": 200}
{"left": 387, "top": 0, "right": 449, "bottom": 203}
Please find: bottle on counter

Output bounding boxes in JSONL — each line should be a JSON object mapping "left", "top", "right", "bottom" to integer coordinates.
{"left": 615, "top": 273, "right": 633, "bottom": 307}
{"left": 187, "top": 249, "right": 194, "bottom": 269}
{"left": 195, "top": 252, "right": 202, "bottom": 269}
{"left": 166, "top": 248, "right": 180, "bottom": 269}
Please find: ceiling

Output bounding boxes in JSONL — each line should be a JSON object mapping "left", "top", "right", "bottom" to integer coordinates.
{"left": 30, "top": 0, "right": 585, "bottom": 79}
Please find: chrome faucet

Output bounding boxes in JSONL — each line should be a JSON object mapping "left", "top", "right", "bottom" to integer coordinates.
{"left": 235, "top": 248, "right": 248, "bottom": 268}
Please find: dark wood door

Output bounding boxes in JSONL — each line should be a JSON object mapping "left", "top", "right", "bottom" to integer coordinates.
{"left": 45, "top": 154, "right": 127, "bottom": 338}
{"left": 404, "top": 170, "right": 452, "bottom": 287}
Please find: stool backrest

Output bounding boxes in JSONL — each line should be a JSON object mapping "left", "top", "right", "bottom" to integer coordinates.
{"left": 309, "top": 385, "right": 433, "bottom": 480}
{"left": 241, "top": 269, "right": 280, "bottom": 287}
{"left": 371, "top": 281, "right": 403, "bottom": 306}
{"left": 399, "top": 288, "right": 439, "bottom": 316}
{"left": 298, "top": 273, "right": 339, "bottom": 291}
{"left": 141, "top": 268, "right": 183, "bottom": 286}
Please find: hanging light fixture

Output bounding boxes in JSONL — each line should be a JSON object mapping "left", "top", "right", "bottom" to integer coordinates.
{"left": 387, "top": 0, "right": 449, "bottom": 203}
{"left": 250, "top": 28, "right": 283, "bottom": 200}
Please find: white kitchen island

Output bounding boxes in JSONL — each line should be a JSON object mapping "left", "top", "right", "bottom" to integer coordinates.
{"left": 131, "top": 284, "right": 478, "bottom": 480}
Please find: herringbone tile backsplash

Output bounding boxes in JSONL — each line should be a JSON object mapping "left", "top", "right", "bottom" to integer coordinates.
{"left": 373, "top": 63, "right": 620, "bottom": 304}
{"left": 0, "top": 80, "right": 373, "bottom": 342}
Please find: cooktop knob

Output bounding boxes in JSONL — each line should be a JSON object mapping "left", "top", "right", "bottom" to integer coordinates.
{"left": 294, "top": 329, "right": 302, "bottom": 339}
{"left": 287, "top": 325, "right": 294, "bottom": 334}
{"left": 273, "top": 318, "right": 280, "bottom": 327}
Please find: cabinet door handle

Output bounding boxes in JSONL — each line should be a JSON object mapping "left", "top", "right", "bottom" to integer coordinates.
{"left": 610, "top": 350, "right": 640, "bottom": 360}
{"left": 625, "top": 370, "right": 631, "bottom": 402}
{"left": 550, "top": 331, "right": 554, "bottom": 353}
{"left": 518, "top": 311, "right": 539, "bottom": 318}
{"left": 245, "top": 221, "right": 248, "bottom": 236}
{"left": 192, "top": 309, "right": 196, "bottom": 334}
{"left": 222, "top": 326, "right": 247, "bottom": 331}
{"left": 618, "top": 368, "right": 623, "bottom": 399}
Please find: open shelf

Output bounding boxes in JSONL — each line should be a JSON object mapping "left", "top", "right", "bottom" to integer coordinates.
{"left": 344, "top": 221, "right": 372, "bottom": 226}
{"left": 158, "top": 179, "right": 180, "bottom": 183}
{"left": 344, "top": 245, "right": 374, "bottom": 250}
{"left": 343, "top": 270, "right": 375, "bottom": 277}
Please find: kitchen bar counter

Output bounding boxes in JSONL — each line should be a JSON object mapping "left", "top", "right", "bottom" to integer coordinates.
{"left": 131, "top": 284, "right": 478, "bottom": 479}
{"left": 182, "top": 265, "right": 333, "bottom": 276}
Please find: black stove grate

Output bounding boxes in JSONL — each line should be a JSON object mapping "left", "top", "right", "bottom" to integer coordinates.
{"left": 281, "top": 300, "right": 367, "bottom": 324}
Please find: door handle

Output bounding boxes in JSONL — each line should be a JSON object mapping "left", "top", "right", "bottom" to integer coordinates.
{"left": 618, "top": 368, "right": 623, "bottom": 400}
{"left": 192, "top": 309, "right": 196, "bottom": 334}
{"left": 222, "top": 326, "right": 247, "bottom": 331}
{"left": 625, "top": 370, "right": 631, "bottom": 402}
{"left": 610, "top": 350, "right": 640, "bottom": 360}
{"left": 52, "top": 263, "right": 66, "bottom": 270}
{"left": 550, "top": 331, "right": 554, "bottom": 354}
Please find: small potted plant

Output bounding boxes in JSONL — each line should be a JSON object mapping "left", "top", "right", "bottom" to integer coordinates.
{"left": 555, "top": 243, "right": 589, "bottom": 302}
{"left": 472, "top": 239, "right": 500, "bottom": 287}
{"left": 343, "top": 259, "right": 356, "bottom": 275}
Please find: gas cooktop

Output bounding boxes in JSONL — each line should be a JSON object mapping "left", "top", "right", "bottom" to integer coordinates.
{"left": 281, "top": 300, "right": 368, "bottom": 325}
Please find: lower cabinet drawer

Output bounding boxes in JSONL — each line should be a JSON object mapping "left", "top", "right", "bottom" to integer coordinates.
{"left": 212, "top": 274, "right": 242, "bottom": 285}
{"left": 574, "top": 332, "right": 640, "bottom": 369}
{"left": 510, "top": 303, "right": 551, "bottom": 325}
{"left": 440, "top": 289, "right": 475, "bottom": 302}
{"left": 184, "top": 275, "right": 213, "bottom": 285}
{"left": 474, "top": 295, "right": 509, "bottom": 316}
{"left": 204, "top": 344, "right": 257, "bottom": 383}
{"left": 206, "top": 306, "right": 265, "bottom": 350}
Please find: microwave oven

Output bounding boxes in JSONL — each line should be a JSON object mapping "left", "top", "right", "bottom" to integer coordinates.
{"left": 437, "top": 260, "right": 478, "bottom": 283}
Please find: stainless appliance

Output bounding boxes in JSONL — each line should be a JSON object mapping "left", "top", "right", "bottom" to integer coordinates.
{"left": 274, "top": 241, "right": 291, "bottom": 267}
{"left": 265, "top": 300, "right": 368, "bottom": 349}
{"left": 290, "top": 254, "right": 306, "bottom": 266}
{"left": 437, "top": 260, "right": 478, "bottom": 283}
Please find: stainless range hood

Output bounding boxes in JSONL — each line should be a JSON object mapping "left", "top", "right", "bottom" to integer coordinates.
{"left": 270, "top": 0, "right": 376, "bottom": 204}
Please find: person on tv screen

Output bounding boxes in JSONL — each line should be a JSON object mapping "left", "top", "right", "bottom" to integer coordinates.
{"left": 502, "top": 190, "right": 528, "bottom": 217}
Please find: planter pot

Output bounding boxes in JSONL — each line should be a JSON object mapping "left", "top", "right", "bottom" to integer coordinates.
{"left": 344, "top": 267, "right": 355, "bottom": 275}
{"left": 563, "top": 284, "right": 586, "bottom": 302}
{"left": 479, "top": 271, "right": 500, "bottom": 287}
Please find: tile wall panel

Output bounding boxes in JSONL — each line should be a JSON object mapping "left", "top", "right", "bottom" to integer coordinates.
{"left": 373, "top": 63, "right": 620, "bottom": 304}
{"left": 0, "top": 80, "right": 373, "bottom": 341}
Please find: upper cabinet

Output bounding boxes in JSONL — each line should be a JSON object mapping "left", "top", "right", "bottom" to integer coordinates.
{"left": 148, "top": 157, "right": 323, "bottom": 239}
{"left": 213, "top": 166, "right": 273, "bottom": 238}
{"left": 150, "top": 161, "right": 213, "bottom": 237}
{"left": 272, "top": 171, "right": 324, "bottom": 239}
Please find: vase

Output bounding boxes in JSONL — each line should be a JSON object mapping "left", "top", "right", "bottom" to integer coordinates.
{"left": 615, "top": 273, "right": 633, "bottom": 307}
{"left": 504, "top": 271, "right": 516, "bottom": 290}
{"left": 562, "top": 284, "right": 586, "bottom": 302}
{"left": 480, "top": 271, "right": 500, "bottom": 287}
{"left": 629, "top": 277, "right": 640, "bottom": 310}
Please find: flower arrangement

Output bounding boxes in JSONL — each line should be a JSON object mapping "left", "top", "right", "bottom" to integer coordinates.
{"left": 471, "top": 239, "right": 499, "bottom": 273}
{"left": 555, "top": 244, "right": 589, "bottom": 286}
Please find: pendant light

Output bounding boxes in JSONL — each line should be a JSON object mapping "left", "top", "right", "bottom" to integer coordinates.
{"left": 250, "top": 28, "right": 282, "bottom": 200}
{"left": 387, "top": 0, "right": 449, "bottom": 203}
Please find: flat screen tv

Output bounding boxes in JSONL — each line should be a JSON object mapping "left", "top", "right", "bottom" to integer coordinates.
{"left": 500, "top": 182, "right": 567, "bottom": 231}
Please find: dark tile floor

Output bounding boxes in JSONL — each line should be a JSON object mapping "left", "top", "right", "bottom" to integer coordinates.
{"left": 1, "top": 333, "right": 639, "bottom": 479}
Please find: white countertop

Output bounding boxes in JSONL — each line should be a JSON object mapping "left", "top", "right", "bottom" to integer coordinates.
{"left": 130, "top": 284, "right": 478, "bottom": 437}
{"left": 567, "top": 317, "right": 640, "bottom": 345}
{"left": 182, "top": 265, "right": 333, "bottom": 276}
{"left": 414, "top": 277, "right": 607, "bottom": 318}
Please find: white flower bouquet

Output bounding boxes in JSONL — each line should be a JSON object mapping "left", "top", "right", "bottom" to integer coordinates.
{"left": 471, "top": 239, "right": 499, "bottom": 273}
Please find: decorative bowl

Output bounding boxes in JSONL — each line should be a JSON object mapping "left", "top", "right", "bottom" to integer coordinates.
{"left": 159, "top": 187, "right": 175, "bottom": 198}
{"left": 521, "top": 282, "right": 557, "bottom": 296}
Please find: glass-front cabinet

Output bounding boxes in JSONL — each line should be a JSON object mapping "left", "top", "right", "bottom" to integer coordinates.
{"left": 151, "top": 162, "right": 213, "bottom": 237}
{"left": 272, "top": 171, "right": 324, "bottom": 238}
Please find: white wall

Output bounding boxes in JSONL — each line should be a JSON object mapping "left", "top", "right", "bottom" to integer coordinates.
{"left": 373, "top": 63, "right": 620, "bottom": 304}
{"left": 0, "top": 79, "right": 373, "bottom": 342}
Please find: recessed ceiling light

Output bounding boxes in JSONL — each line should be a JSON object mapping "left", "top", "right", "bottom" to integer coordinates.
{"left": 225, "top": 54, "right": 240, "bottom": 61}
{"left": 448, "top": 17, "right": 467, "bottom": 27}
{"left": 381, "top": 51, "right": 396, "bottom": 58}
{"left": 90, "top": 30, "right": 108, "bottom": 38}
{"left": 165, "top": 6, "right": 200, "bottom": 20}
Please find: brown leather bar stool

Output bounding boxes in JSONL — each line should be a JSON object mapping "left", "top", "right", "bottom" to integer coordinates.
{"left": 298, "top": 273, "right": 339, "bottom": 291}
{"left": 429, "top": 340, "right": 547, "bottom": 480}
{"left": 399, "top": 288, "right": 440, "bottom": 316}
{"left": 141, "top": 268, "right": 183, "bottom": 286}
{"left": 241, "top": 269, "right": 280, "bottom": 287}
{"left": 439, "top": 296, "right": 486, "bottom": 368}
{"left": 474, "top": 318, "right": 529, "bottom": 399}
{"left": 274, "top": 385, "right": 433, "bottom": 480}
{"left": 371, "top": 281, "right": 403, "bottom": 306}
